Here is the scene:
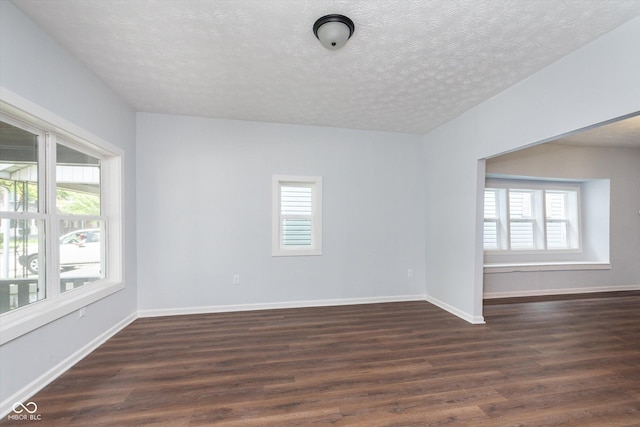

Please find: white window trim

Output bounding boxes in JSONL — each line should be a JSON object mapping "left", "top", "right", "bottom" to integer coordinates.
{"left": 0, "top": 89, "right": 124, "bottom": 345}
{"left": 272, "top": 175, "right": 322, "bottom": 257}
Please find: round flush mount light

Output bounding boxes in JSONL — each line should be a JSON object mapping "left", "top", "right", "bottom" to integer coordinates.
{"left": 313, "top": 14, "right": 355, "bottom": 50}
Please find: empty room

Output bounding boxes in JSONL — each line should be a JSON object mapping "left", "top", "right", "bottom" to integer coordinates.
{"left": 1, "top": 1, "right": 639, "bottom": 425}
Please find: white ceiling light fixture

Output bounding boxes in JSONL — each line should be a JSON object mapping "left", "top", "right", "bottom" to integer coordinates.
{"left": 313, "top": 14, "right": 355, "bottom": 50}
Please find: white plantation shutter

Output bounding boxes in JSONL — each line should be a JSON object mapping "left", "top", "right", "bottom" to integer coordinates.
{"left": 546, "top": 221, "right": 568, "bottom": 248}
{"left": 509, "top": 190, "right": 533, "bottom": 218}
{"left": 546, "top": 191, "right": 569, "bottom": 248}
{"left": 509, "top": 190, "right": 535, "bottom": 249}
{"left": 272, "top": 176, "right": 322, "bottom": 256}
{"left": 280, "top": 185, "right": 313, "bottom": 246}
{"left": 484, "top": 189, "right": 498, "bottom": 249}
{"left": 484, "top": 221, "right": 498, "bottom": 249}
{"left": 484, "top": 179, "right": 581, "bottom": 253}
{"left": 546, "top": 191, "right": 566, "bottom": 219}
{"left": 509, "top": 221, "right": 534, "bottom": 249}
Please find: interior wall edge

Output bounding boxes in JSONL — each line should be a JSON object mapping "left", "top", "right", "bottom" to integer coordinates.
{"left": 425, "top": 294, "right": 486, "bottom": 325}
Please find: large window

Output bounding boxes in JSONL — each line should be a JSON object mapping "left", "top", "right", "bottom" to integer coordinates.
{"left": 272, "top": 175, "right": 322, "bottom": 256}
{"left": 0, "top": 100, "right": 123, "bottom": 343}
{"left": 0, "top": 121, "right": 45, "bottom": 313}
{"left": 484, "top": 179, "right": 580, "bottom": 252}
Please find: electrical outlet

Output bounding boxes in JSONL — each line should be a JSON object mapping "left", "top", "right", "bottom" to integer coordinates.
{"left": 79, "top": 307, "right": 86, "bottom": 318}
{"left": 233, "top": 275, "right": 240, "bottom": 285}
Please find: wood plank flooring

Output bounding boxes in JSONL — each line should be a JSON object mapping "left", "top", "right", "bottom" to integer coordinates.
{"left": 6, "top": 292, "right": 640, "bottom": 426}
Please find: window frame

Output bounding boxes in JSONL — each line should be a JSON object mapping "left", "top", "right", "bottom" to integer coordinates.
{"left": 0, "top": 93, "right": 124, "bottom": 345}
{"left": 484, "top": 178, "right": 582, "bottom": 255}
{"left": 272, "top": 175, "right": 322, "bottom": 257}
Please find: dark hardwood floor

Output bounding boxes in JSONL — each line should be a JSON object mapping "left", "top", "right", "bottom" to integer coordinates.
{"left": 6, "top": 292, "right": 640, "bottom": 426}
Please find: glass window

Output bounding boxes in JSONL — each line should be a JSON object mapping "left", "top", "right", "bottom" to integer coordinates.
{"left": 0, "top": 219, "right": 46, "bottom": 313}
{"left": 0, "top": 122, "right": 39, "bottom": 213}
{"left": 56, "top": 143, "right": 104, "bottom": 293}
{"left": 272, "top": 176, "right": 322, "bottom": 256}
{"left": 484, "top": 179, "right": 580, "bottom": 252}
{"left": 0, "top": 114, "right": 121, "bottom": 319}
{"left": 1, "top": 99, "right": 123, "bottom": 344}
{"left": 483, "top": 189, "right": 499, "bottom": 250}
{"left": 56, "top": 144, "right": 101, "bottom": 216}
{"left": 0, "top": 122, "right": 45, "bottom": 313}
{"left": 545, "top": 191, "right": 569, "bottom": 249}
{"left": 509, "top": 190, "right": 536, "bottom": 249}
{"left": 280, "top": 185, "right": 313, "bottom": 247}
{"left": 58, "top": 220, "right": 104, "bottom": 293}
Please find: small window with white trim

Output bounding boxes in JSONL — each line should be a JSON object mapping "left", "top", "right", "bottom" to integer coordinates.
{"left": 272, "top": 175, "right": 322, "bottom": 256}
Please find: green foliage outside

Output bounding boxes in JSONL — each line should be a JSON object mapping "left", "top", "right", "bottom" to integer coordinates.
{"left": 1, "top": 179, "right": 99, "bottom": 215}
{"left": 0, "top": 178, "right": 38, "bottom": 211}
{"left": 56, "top": 188, "right": 100, "bottom": 215}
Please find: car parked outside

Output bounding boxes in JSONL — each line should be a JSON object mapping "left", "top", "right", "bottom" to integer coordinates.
{"left": 19, "top": 228, "right": 101, "bottom": 274}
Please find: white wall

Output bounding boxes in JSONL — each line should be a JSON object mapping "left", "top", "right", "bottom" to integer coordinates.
{"left": 0, "top": 1, "right": 137, "bottom": 407}
{"left": 137, "top": 114, "right": 425, "bottom": 314}
{"left": 484, "top": 143, "right": 640, "bottom": 296}
{"left": 422, "top": 16, "right": 640, "bottom": 322}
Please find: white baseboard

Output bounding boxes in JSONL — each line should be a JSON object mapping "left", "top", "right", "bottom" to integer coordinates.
{"left": 0, "top": 313, "right": 137, "bottom": 419}
{"left": 138, "top": 294, "right": 427, "bottom": 318}
{"left": 424, "top": 294, "right": 485, "bottom": 324}
{"left": 483, "top": 284, "right": 640, "bottom": 299}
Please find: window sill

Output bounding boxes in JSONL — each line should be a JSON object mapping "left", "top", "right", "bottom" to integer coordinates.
{"left": 272, "top": 249, "right": 322, "bottom": 257}
{"left": 484, "top": 262, "right": 611, "bottom": 274}
{"left": 0, "top": 280, "right": 124, "bottom": 345}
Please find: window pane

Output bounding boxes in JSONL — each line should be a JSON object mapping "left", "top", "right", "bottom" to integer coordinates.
{"left": 273, "top": 176, "right": 322, "bottom": 256}
{"left": 0, "top": 121, "right": 39, "bottom": 213}
{"left": 547, "top": 221, "right": 568, "bottom": 249}
{"left": 509, "top": 190, "right": 533, "bottom": 219}
{"left": 281, "top": 218, "right": 312, "bottom": 246}
{"left": 484, "top": 220, "right": 498, "bottom": 249}
{"left": 56, "top": 144, "right": 100, "bottom": 215}
{"left": 281, "top": 185, "right": 312, "bottom": 215}
{"left": 59, "top": 220, "right": 104, "bottom": 293}
{"left": 546, "top": 191, "right": 567, "bottom": 219}
{"left": 484, "top": 189, "right": 497, "bottom": 219}
{"left": 280, "top": 184, "right": 314, "bottom": 247}
{"left": 0, "top": 218, "right": 45, "bottom": 313}
{"left": 510, "top": 221, "right": 534, "bottom": 249}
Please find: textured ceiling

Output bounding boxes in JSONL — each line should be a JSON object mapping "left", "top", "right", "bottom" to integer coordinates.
{"left": 10, "top": 0, "right": 640, "bottom": 136}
